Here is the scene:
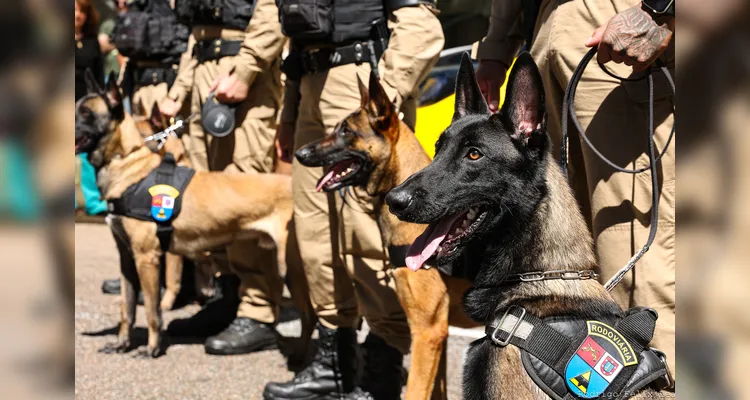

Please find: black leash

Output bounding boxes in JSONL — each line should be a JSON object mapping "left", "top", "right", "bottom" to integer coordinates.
{"left": 561, "top": 47, "right": 675, "bottom": 291}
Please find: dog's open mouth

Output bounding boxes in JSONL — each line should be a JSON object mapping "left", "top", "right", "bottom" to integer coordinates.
{"left": 405, "top": 207, "right": 487, "bottom": 271}
{"left": 316, "top": 159, "right": 362, "bottom": 192}
{"left": 75, "top": 136, "right": 90, "bottom": 154}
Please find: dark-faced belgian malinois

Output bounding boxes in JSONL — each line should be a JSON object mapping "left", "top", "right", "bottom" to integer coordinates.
{"left": 384, "top": 54, "right": 672, "bottom": 399}
{"left": 75, "top": 73, "right": 314, "bottom": 359}
{"left": 295, "top": 72, "right": 475, "bottom": 400}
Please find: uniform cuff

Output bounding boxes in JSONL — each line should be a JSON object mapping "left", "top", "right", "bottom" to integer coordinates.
{"left": 167, "top": 86, "right": 189, "bottom": 105}
{"left": 473, "top": 40, "right": 516, "bottom": 66}
{"left": 233, "top": 64, "right": 259, "bottom": 87}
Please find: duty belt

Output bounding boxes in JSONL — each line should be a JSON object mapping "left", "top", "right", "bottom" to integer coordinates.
{"left": 133, "top": 66, "right": 179, "bottom": 87}
{"left": 295, "top": 39, "right": 386, "bottom": 76}
{"left": 193, "top": 39, "right": 242, "bottom": 63}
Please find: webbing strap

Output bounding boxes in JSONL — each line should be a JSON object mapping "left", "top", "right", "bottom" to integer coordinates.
{"left": 486, "top": 306, "right": 572, "bottom": 371}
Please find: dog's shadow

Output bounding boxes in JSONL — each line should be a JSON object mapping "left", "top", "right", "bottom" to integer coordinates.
{"left": 82, "top": 325, "right": 205, "bottom": 358}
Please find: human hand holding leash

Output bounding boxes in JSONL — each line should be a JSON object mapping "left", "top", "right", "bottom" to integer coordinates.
{"left": 209, "top": 72, "right": 250, "bottom": 104}
{"left": 275, "top": 122, "right": 295, "bottom": 163}
{"left": 476, "top": 60, "right": 508, "bottom": 112}
{"left": 585, "top": 4, "right": 674, "bottom": 72}
{"left": 159, "top": 98, "right": 182, "bottom": 118}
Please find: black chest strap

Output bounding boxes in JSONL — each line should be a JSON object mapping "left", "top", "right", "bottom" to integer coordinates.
{"left": 485, "top": 306, "right": 671, "bottom": 399}
{"left": 108, "top": 153, "right": 194, "bottom": 252}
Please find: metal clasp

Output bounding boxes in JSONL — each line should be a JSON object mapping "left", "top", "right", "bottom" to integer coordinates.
{"left": 490, "top": 305, "right": 526, "bottom": 347}
{"left": 650, "top": 347, "right": 673, "bottom": 390}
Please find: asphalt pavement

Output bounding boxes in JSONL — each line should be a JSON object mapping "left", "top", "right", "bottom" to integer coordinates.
{"left": 75, "top": 222, "right": 479, "bottom": 399}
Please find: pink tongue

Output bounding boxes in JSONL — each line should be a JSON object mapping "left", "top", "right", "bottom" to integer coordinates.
{"left": 405, "top": 214, "right": 460, "bottom": 271}
{"left": 316, "top": 170, "right": 335, "bottom": 192}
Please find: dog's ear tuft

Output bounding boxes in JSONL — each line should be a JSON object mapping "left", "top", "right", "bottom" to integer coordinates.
{"left": 104, "top": 73, "right": 124, "bottom": 121}
{"left": 84, "top": 69, "right": 102, "bottom": 94}
{"left": 367, "top": 71, "right": 399, "bottom": 137}
{"left": 453, "top": 53, "right": 490, "bottom": 120}
{"left": 358, "top": 75, "right": 369, "bottom": 109}
{"left": 150, "top": 102, "right": 166, "bottom": 130}
{"left": 500, "top": 52, "right": 545, "bottom": 146}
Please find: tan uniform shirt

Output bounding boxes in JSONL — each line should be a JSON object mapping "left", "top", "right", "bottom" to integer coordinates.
{"left": 280, "top": 4, "right": 444, "bottom": 124}
{"left": 167, "top": 0, "right": 287, "bottom": 104}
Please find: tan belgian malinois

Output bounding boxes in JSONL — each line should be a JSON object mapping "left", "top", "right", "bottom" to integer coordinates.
{"left": 295, "top": 71, "right": 476, "bottom": 400}
{"left": 75, "top": 74, "right": 314, "bottom": 358}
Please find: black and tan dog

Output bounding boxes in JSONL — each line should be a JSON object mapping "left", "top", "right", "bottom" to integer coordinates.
{"left": 75, "top": 74, "right": 314, "bottom": 359}
{"left": 385, "top": 54, "right": 672, "bottom": 399}
{"left": 295, "top": 72, "right": 475, "bottom": 400}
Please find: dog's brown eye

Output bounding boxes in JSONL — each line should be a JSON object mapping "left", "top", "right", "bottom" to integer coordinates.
{"left": 467, "top": 148, "right": 483, "bottom": 160}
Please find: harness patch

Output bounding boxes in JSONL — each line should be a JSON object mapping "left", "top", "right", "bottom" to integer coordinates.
{"left": 565, "top": 321, "right": 637, "bottom": 398}
{"left": 149, "top": 184, "right": 180, "bottom": 222}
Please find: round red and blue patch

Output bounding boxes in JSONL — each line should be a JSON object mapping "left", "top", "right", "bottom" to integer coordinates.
{"left": 565, "top": 321, "right": 638, "bottom": 398}
{"left": 148, "top": 184, "right": 180, "bottom": 222}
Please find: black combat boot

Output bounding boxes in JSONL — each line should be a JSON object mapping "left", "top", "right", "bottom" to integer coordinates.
{"left": 263, "top": 323, "right": 358, "bottom": 399}
{"left": 167, "top": 274, "right": 240, "bottom": 337}
{"left": 345, "top": 334, "right": 404, "bottom": 400}
{"left": 101, "top": 278, "right": 121, "bottom": 295}
{"left": 204, "top": 316, "right": 278, "bottom": 355}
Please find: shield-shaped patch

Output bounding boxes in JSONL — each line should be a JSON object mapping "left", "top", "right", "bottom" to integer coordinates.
{"left": 149, "top": 184, "right": 180, "bottom": 222}
{"left": 565, "top": 321, "right": 638, "bottom": 398}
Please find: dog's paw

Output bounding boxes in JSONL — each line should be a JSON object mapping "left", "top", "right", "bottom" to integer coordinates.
{"left": 132, "top": 345, "right": 164, "bottom": 359}
{"left": 98, "top": 341, "right": 130, "bottom": 354}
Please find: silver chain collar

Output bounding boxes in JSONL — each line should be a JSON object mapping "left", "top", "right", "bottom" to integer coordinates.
{"left": 143, "top": 113, "right": 197, "bottom": 150}
{"left": 502, "top": 269, "right": 599, "bottom": 284}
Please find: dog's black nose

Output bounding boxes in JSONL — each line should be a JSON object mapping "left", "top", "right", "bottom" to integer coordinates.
{"left": 385, "top": 189, "right": 413, "bottom": 215}
{"left": 294, "top": 147, "right": 310, "bottom": 163}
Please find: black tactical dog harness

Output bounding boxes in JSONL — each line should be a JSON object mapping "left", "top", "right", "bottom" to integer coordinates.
{"left": 108, "top": 153, "right": 194, "bottom": 252}
{"left": 484, "top": 305, "right": 671, "bottom": 399}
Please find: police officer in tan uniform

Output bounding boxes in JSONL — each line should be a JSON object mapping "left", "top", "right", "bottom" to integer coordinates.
{"left": 263, "top": 0, "right": 443, "bottom": 398}
{"left": 114, "top": 0, "right": 190, "bottom": 117}
{"left": 159, "top": 0, "right": 286, "bottom": 355}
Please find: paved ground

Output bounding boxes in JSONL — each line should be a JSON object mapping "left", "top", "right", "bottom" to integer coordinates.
{"left": 75, "top": 222, "right": 479, "bottom": 399}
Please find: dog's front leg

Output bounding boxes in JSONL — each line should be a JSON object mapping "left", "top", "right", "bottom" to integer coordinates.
{"left": 100, "top": 230, "right": 138, "bottom": 354}
{"left": 393, "top": 267, "right": 450, "bottom": 400}
{"left": 160, "top": 252, "right": 182, "bottom": 311}
{"left": 133, "top": 248, "right": 164, "bottom": 358}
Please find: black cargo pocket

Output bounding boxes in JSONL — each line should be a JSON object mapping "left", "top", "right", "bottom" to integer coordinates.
{"left": 278, "top": 0, "right": 333, "bottom": 41}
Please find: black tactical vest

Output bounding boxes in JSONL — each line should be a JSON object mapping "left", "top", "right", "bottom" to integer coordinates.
{"left": 276, "top": 0, "right": 386, "bottom": 45}
{"left": 175, "top": 0, "right": 255, "bottom": 31}
{"left": 113, "top": 0, "right": 189, "bottom": 63}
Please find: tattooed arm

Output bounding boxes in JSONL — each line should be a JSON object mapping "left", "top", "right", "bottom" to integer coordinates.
{"left": 585, "top": 4, "right": 674, "bottom": 72}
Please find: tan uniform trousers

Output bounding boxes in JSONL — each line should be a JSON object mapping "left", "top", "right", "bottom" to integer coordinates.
{"left": 530, "top": 0, "right": 675, "bottom": 378}
{"left": 132, "top": 82, "right": 168, "bottom": 118}
{"left": 292, "top": 63, "right": 415, "bottom": 354}
{"left": 181, "top": 29, "right": 284, "bottom": 324}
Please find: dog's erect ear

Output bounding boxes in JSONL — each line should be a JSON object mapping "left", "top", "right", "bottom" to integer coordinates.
{"left": 367, "top": 71, "right": 399, "bottom": 137}
{"left": 500, "top": 52, "right": 545, "bottom": 144}
{"left": 150, "top": 102, "right": 167, "bottom": 130}
{"left": 453, "top": 53, "right": 490, "bottom": 120}
{"left": 358, "top": 75, "right": 369, "bottom": 109}
{"left": 104, "top": 73, "right": 124, "bottom": 120}
{"left": 84, "top": 69, "right": 102, "bottom": 94}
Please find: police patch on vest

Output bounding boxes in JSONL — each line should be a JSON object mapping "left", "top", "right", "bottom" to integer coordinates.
{"left": 149, "top": 184, "right": 180, "bottom": 222}
{"left": 565, "top": 321, "right": 638, "bottom": 398}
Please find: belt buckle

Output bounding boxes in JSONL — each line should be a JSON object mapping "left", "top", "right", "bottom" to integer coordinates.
{"left": 490, "top": 305, "right": 526, "bottom": 347}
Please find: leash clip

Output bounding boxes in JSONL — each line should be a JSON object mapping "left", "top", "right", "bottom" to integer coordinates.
{"left": 143, "top": 113, "right": 196, "bottom": 150}
{"left": 490, "top": 305, "right": 526, "bottom": 347}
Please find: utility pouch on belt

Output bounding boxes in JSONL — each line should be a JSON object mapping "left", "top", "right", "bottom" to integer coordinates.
{"left": 108, "top": 153, "right": 194, "bottom": 252}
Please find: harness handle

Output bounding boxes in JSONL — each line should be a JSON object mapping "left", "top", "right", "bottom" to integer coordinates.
{"left": 560, "top": 47, "right": 675, "bottom": 292}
